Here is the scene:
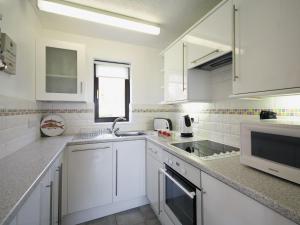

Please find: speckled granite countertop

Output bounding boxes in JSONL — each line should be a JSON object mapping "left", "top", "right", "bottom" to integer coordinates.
{"left": 0, "top": 136, "right": 73, "bottom": 225}
{"left": 147, "top": 135, "right": 300, "bottom": 225}
{"left": 1, "top": 133, "right": 299, "bottom": 225}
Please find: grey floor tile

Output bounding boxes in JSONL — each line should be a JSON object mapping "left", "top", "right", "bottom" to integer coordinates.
{"left": 86, "top": 215, "right": 117, "bottom": 225}
{"left": 145, "top": 218, "right": 161, "bottom": 225}
{"left": 116, "top": 208, "right": 145, "bottom": 225}
{"left": 77, "top": 205, "right": 160, "bottom": 225}
{"left": 139, "top": 205, "right": 156, "bottom": 220}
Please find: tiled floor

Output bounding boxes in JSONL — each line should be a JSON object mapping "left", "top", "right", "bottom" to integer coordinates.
{"left": 78, "top": 205, "right": 161, "bottom": 225}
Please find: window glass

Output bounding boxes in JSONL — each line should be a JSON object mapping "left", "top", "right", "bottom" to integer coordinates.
{"left": 98, "top": 77, "right": 125, "bottom": 118}
{"left": 94, "top": 61, "right": 130, "bottom": 122}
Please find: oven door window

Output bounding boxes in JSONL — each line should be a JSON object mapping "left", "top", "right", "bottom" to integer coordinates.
{"left": 165, "top": 166, "right": 196, "bottom": 225}
{"left": 251, "top": 131, "right": 300, "bottom": 168}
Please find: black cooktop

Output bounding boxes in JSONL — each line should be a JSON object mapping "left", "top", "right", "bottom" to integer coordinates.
{"left": 171, "top": 140, "right": 239, "bottom": 158}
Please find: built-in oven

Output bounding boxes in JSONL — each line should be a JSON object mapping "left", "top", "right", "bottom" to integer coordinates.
{"left": 159, "top": 165, "right": 202, "bottom": 225}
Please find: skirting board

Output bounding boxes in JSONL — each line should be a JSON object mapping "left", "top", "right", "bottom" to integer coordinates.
{"left": 62, "top": 196, "right": 149, "bottom": 225}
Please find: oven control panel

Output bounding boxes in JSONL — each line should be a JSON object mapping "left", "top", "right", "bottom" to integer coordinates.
{"left": 163, "top": 150, "right": 201, "bottom": 188}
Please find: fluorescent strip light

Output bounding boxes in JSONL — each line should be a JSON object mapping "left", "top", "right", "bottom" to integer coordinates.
{"left": 37, "top": 0, "right": 160, "bottom": 35}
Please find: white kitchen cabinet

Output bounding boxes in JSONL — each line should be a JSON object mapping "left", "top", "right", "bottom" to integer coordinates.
{"left": 8, "top": 218, "right": 16, "bottom": 225}
{"left": 36, "top": 39, "right": 86, "bottom": 101}
{"left": 201, "top": 172, "right": 297, "bottom": 225}
{"left": 40, "top": 170, "right": 51, "bottom": 225}
{"left": 185, "top": 0, "right": 232, "bottom": 69}
{"left": 163, "top": 1, "right": 233, "bottom": 104}
{"left": 40, "top": 154, "right": 63, "bottom": 225}
{"left": 164, "top": 40, "right": 187, "bottom": 102}
{"left": 232, "top": 0, "right": 300, "bottom": 96}
{"left": 51, "top": 155, "right": 63, "bottom": 225}
{"left": 163, "top": 41, "right": 212, "bottom": 103}
{"left": 16, "top": 184, "right": 41, "bottom": 225}
{"left": 113, "top": 140, "right": 146, "bottom": 202}
{"left": 17, "top": 154, "right": 63, "bottom": 225}
{"left": 67, "top": 143, "right": 113, "bottom": 214}
{"left": 146, "top": 144, "right": 163, "bottom": 215}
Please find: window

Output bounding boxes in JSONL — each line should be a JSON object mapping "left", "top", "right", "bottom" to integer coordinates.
{"left": 94, "top": 60, "right": 130, "bottom": 122}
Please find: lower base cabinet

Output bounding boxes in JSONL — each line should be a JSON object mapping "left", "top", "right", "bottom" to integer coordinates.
{"left": 8, "top": 218, "right": 17, "bottom": 225}
{"left": 15, "top": 154, "right": 63, "bottom": 225}
{"left": 17, "top": 184, "right": 41, "bottom": 225}
{"left": 40, "top": 170, "right": 51, "bottom": 225}
{"left": 65, "top": 140, "right": 146, "bottom": 218}
{"left": 146, "top": 150, "right": 163, "bottom": 215}
{"left": 113, "top": 140, "right": 146, "bottom": 202}
{"left": 201, "top": 172, "right": 297, "bottom": 225}
{"left": 67, "top": 143, "right": 113, "bottom": 214}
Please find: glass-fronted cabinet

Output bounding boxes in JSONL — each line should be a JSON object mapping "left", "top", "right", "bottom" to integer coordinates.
{"left": 36, "top": 39, "right": 86, "bottom": 101}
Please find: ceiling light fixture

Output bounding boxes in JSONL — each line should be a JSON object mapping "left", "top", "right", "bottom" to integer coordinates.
{"left": 37, "top": 0, "right": 160, "bottom": 35}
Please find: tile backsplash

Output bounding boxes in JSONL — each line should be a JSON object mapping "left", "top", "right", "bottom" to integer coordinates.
{"left": 175, "top": 96, "right": 300, "bottom": 148}
{"left": 2, "top": 94, "right": 300, "bottom": 159}
{"left": 0, "top": 96, "right": 41, "bottom": 159}
{"left": 38, "top": 102, "right": 178, "bottom": 135}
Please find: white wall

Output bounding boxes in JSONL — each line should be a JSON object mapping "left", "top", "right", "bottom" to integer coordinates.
{"left": 0, "top": 0, "right": 42, "bottom": 159}
{"left": 40, "top": 29, "right": 163, "bottom": 105}
{"left": 0, "top": 0, "right": 41, "bottom": 100}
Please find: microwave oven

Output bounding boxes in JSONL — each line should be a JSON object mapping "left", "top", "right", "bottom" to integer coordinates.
{"left": 240, "top": 120, "right": 300, "bottom": 184}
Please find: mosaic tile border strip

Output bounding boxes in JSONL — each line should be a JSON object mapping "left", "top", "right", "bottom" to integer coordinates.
{"left": 0, "top": 108, "right": 178, "bottom": 116}
{"left": 132, "top": 108, "right": 179, "bottom": 113}
{"left": 1, "top": 108, "right": 300, "bottom": 116}
{"left": 179, "top": 108, "right": 300, "bottom": 116}
{"left": 0, "top": 109, "right": 94, "bottom": 116}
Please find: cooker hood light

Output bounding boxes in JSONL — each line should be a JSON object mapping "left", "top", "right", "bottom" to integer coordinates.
{"left": 37, "top": 0, "right": 160, "bottom": 35}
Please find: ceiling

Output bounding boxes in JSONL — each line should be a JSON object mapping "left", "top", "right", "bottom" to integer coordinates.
{"left": 33, "top": 0, "right": 222, "bottom": 49}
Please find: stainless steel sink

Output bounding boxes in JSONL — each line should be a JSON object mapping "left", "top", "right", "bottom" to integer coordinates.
{"left": 115, "top": 131, "right": 146, "bottom": 137}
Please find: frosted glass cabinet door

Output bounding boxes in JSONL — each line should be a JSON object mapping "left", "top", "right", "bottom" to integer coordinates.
{"left": 46, "top": 47, "right": 78, "bottom": 94}
{"left": 36, "top": 39, "right": 86, "bottom": 101}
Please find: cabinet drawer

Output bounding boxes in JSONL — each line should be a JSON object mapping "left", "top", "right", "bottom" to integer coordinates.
{"left": 163, "top": 150, "right": 201, "bottom": 188}
{"left": 147, "top": 141, "right": 162, "bottom": 162}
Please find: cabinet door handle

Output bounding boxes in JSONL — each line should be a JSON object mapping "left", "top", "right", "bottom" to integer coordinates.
{"left": 46, "top": 181, "right": 53, "bottom": 225}
{"left": 57, "top": 164, "right": 63, "bottom": 225}
{"left": 158, "top": 168, "right": 162, "bottom": 215}
{"left": 183, "top": 43, "right": 186, "bottom": 91}
{"left": 191, "top": 49, "right": 220, "bottom": 64}
{"left": 232, "top": 4, "right": 239, "bottom": 81}
{"left": 115, "top": 149, "right": 118, "bottom": 196}
{"left": 71, "top": 147, "right": 110, "bottom": 152}
{"left": 160, "top": 168, "right": 195, "bottom": 199}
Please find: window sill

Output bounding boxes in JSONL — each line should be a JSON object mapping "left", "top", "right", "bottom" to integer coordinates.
{"left": 94, "top": 120, "right": 132, "bottom": 125}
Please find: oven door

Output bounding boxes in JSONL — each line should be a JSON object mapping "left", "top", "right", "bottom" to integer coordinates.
{"left": 160, "top": 165, "right": 202, "bottom": 225}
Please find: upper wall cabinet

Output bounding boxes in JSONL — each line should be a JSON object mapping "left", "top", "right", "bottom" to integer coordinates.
{"left": 185, "top": 0, "right": 232, "bottom": 69}
{"left": 232, "top": 0, "right": 300, "bottom": 96}
{"left": 162, "top": 0, "right": 232, "bottom": 103}
{"left": 164, "top": 40, "right": 187, "bottom": 102}
{"left": 36, "top": 39, "right": 86, "bottom": 101}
